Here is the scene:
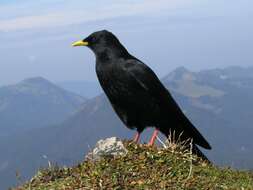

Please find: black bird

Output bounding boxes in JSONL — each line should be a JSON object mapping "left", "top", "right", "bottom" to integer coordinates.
{"left": 72, "top": 30, "right": 211, "bottom": 160}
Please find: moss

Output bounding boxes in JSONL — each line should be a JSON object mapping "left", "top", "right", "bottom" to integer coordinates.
{"left": 14, "top": 141, "right": 253, "bottom": 190}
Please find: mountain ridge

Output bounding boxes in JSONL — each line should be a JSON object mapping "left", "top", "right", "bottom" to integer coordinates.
{"left": 0, "top": 76, "right": 86, "bottom": 135}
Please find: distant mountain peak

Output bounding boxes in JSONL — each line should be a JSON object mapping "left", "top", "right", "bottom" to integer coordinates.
{"left": 21, "top": 77, "right": 55, "bottom": 87}
{"left": 163, "top": 66, "right": 193, "bottom": 82}
{"left": 173, "top": 66, "right": 189, "bottom": 73}
{"left": 0, "top": 76, "right": 86, "bottom": 134}
{"left": 23, "top": 76, "right": 48, "bottom": 82}
{"left": 162, "top": 67, "right": 225, "bottom": 98}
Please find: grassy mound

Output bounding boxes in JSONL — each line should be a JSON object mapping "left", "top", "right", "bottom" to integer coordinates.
{"left": 15, "top": 141, "right": 253, "bottom": 190}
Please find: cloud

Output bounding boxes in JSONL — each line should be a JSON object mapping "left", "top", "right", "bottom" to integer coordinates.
{"left": 0, "top": 0, "right": 192, "bottom": 32}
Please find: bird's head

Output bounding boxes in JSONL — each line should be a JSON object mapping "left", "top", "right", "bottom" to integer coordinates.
{"left": 72, "top": 30, "right": 129, "bottom": 60}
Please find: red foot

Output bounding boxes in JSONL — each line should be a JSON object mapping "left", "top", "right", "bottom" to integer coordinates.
{"left": 133, "top": 132, "right": 140, "bottom": 143}
{"left": 148, "top": 128, "right": 159, "bottom": 146}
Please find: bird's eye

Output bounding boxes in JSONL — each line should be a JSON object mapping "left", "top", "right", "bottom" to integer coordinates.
{"left": 91, "top": 36, "right": 97, "bottom": 43}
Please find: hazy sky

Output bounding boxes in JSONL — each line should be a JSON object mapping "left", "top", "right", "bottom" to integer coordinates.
{"left": 0, "top": 0, "right": 253, "bottom": 85}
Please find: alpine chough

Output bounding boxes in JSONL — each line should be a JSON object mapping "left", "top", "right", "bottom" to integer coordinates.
{"left": 72, "top": 30, "right": 211, "bottom": 161}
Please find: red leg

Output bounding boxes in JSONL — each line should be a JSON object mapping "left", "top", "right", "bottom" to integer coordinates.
{"left": 133, "top": 132, "right": 140, "bottom": 143}
{"left": 148, "top": 128, "right": 159, "bottom": 146}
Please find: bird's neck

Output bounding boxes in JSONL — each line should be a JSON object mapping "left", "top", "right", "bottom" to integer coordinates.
{"left": 95, "top": 46, "right": 130, "bottom": 63}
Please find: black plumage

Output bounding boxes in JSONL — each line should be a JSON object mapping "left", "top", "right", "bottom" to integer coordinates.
{"left": 72, "top": 30, "right": 211, "bottom": 161}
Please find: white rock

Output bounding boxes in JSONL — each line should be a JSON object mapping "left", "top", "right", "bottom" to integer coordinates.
{"left": 87, "top": 137, "right": 128, "bottom": 161}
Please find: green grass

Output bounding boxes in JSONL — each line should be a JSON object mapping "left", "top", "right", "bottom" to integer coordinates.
{"left": 14, "top": 141, "right": 253, "bottom": 190}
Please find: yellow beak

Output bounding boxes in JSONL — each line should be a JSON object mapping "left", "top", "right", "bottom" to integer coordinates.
{"left": 72, "top": 40, "right": 89, "bottom": 47}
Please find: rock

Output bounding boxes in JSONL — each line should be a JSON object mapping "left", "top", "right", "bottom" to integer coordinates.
{"left": 86, "top": 137, "right": 128, "bottom": 161}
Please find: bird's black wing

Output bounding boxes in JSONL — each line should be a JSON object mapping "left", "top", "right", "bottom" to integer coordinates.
{"left": 122, "top": 59, "right": 211, "bottom": 149}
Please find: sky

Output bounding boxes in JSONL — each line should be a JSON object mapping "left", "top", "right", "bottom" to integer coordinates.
{"left": 0, "top": 0, "right": 253, "bottom": 86}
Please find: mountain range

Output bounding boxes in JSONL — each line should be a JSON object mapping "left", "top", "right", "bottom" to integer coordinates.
{"left": 1, "top": 66, "right": 253, "bottom": 189}
{"left": 0, "top": 77, "right": 86, "bottom": 136}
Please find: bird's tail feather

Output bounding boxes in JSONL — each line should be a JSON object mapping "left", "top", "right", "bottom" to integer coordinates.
{"left": 182, "top": 117, "right": 212, "bottom": 150}
{"left": 192, "top": 144, "right": 211, "bottom": 163}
